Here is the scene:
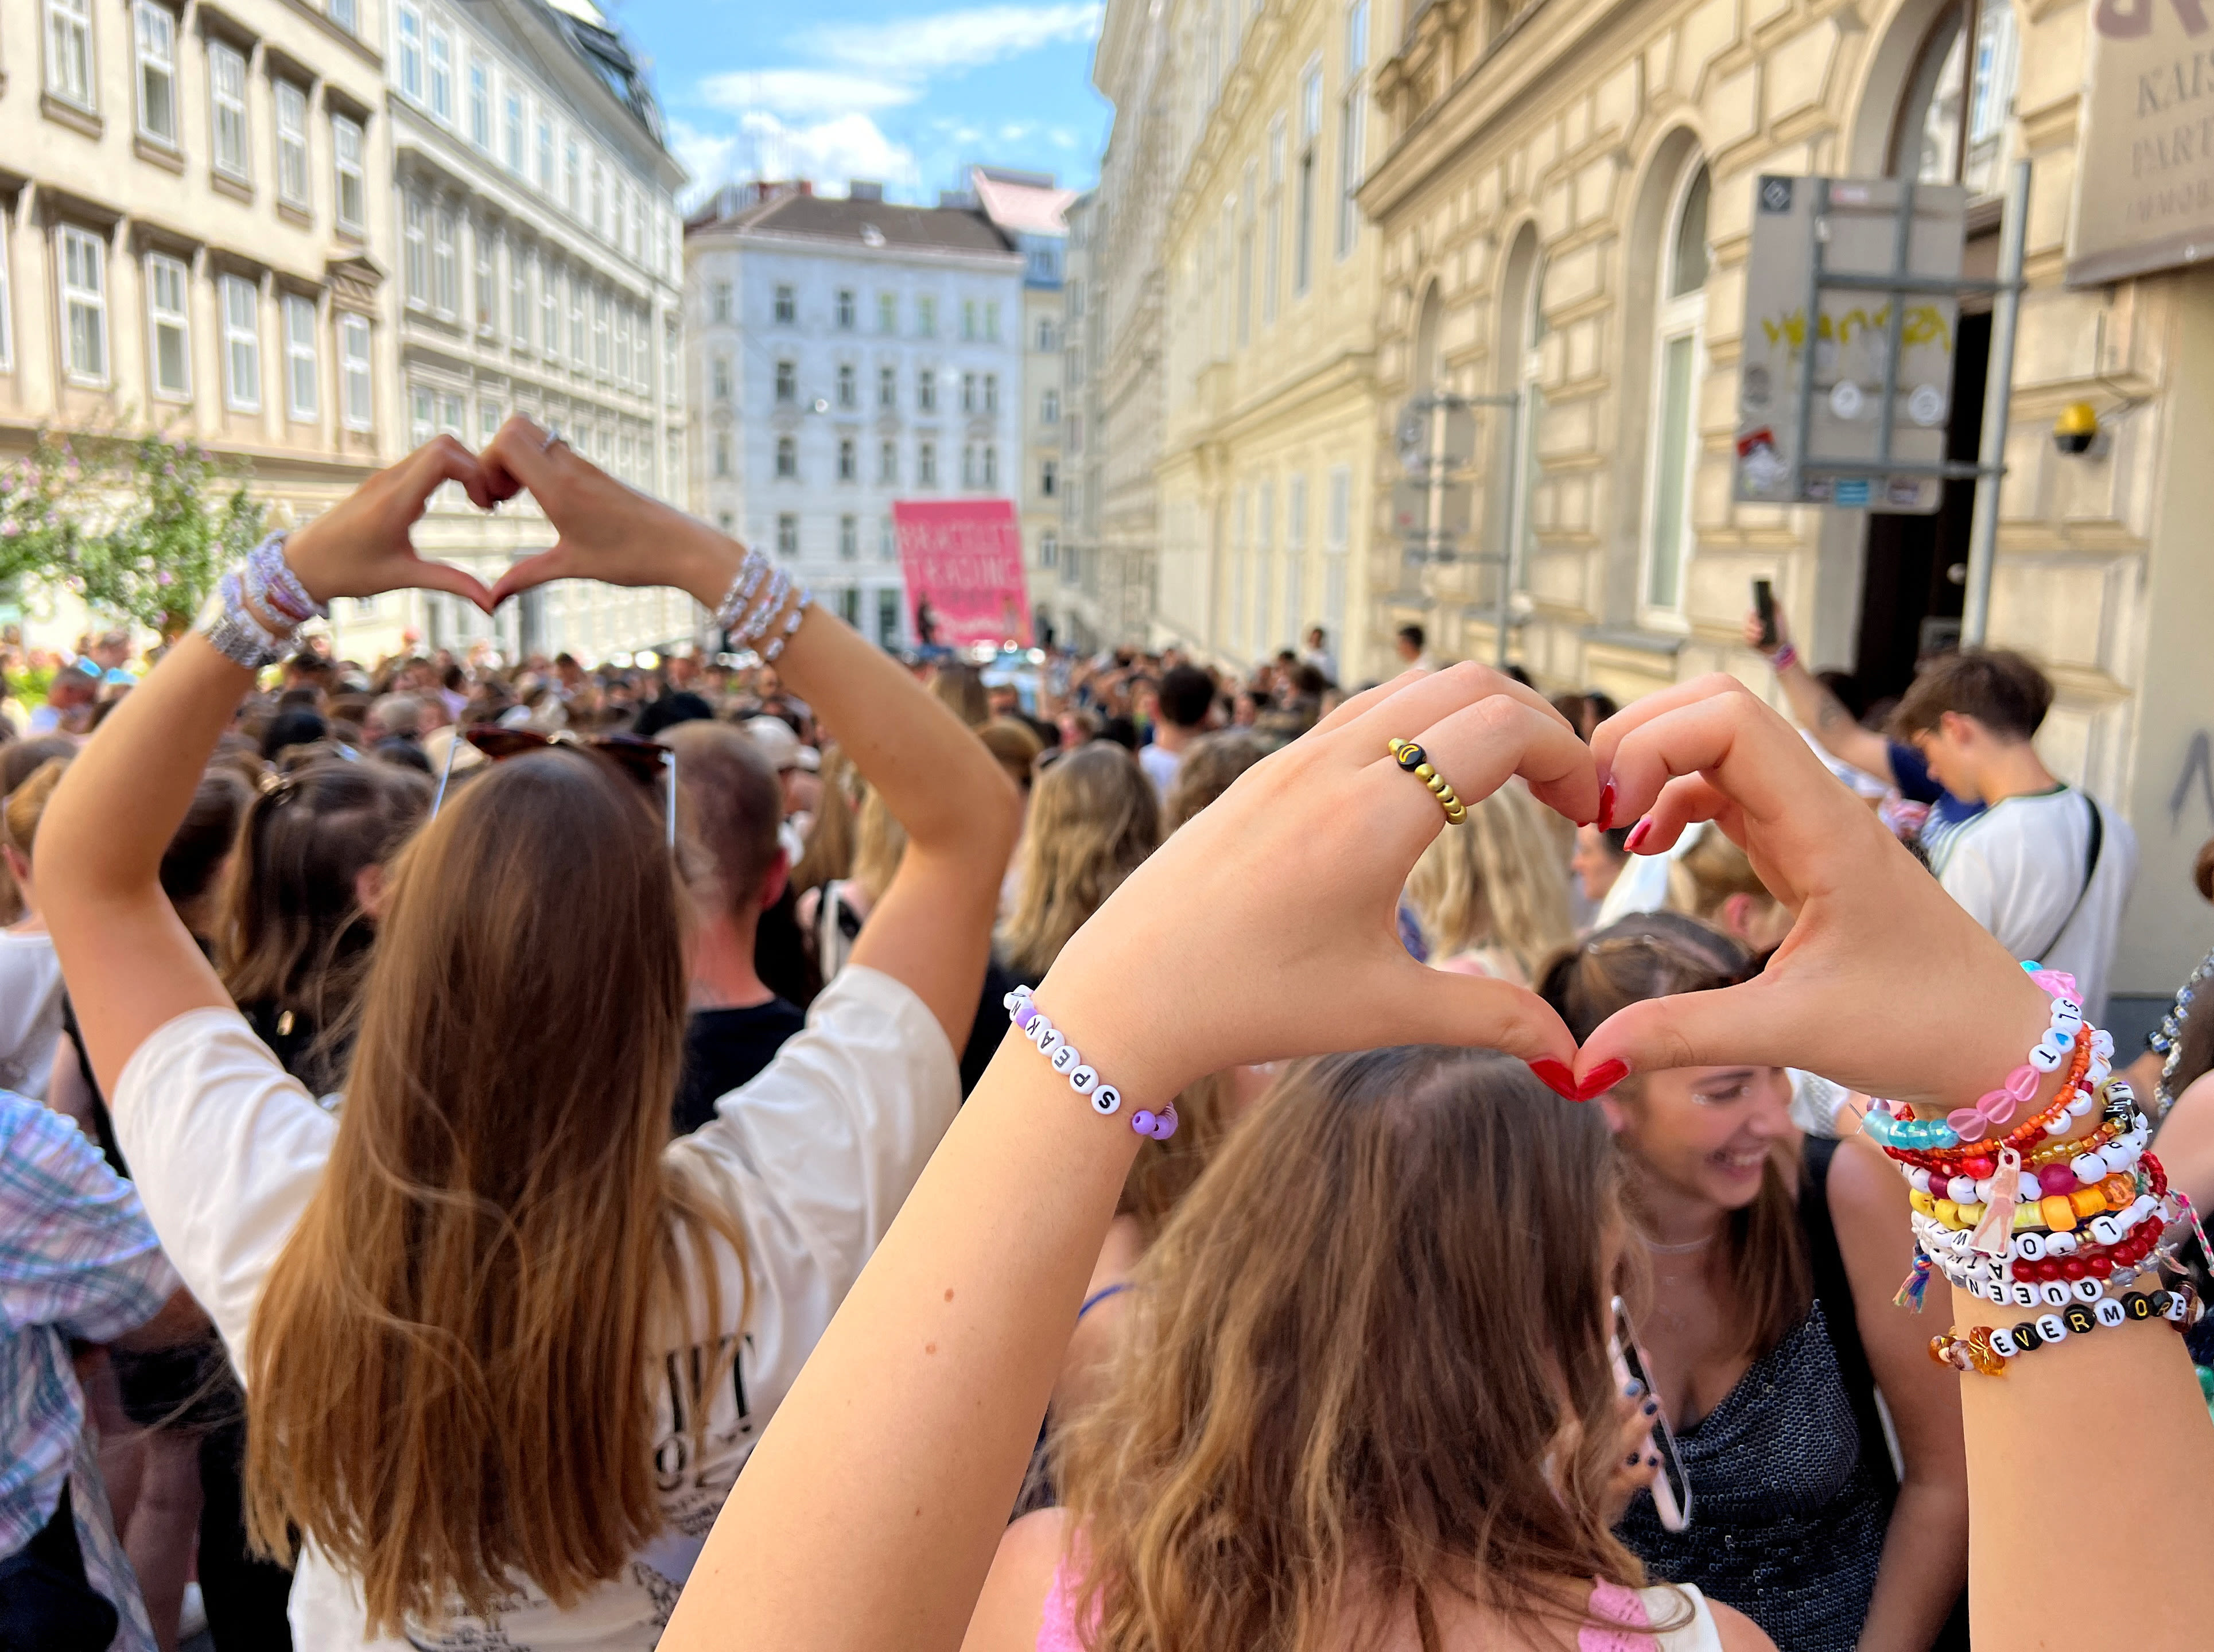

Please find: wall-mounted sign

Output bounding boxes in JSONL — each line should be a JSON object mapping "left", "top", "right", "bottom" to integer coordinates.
{"left": 2067, "top": 0, "right": 2214, "bottom": 285}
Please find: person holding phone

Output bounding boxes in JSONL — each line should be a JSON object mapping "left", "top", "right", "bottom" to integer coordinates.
{"left": 1540, "top": 914, "right": 1969, "bottom": 1652}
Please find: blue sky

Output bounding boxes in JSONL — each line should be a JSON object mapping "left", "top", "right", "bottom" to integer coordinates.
{"left": 605, "top": 0, "right": 1114, "bottom": 206}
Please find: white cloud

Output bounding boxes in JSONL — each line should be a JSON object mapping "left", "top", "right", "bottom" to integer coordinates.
{"left": 696, "top": 68, "right": 919, "bottom": 118}
{"left": 800, "top": 3, "right": 1103, "bottom": 77}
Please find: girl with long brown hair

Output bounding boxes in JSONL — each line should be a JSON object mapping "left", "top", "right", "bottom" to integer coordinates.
{"left": 40, "top": 429, "right": 1020, "bottom": 1649}
{"left": 985, "top": 1044, "right": 1762, "bottom": 1649}
{"left": 1540, "top": 912, "right": 1967, "bottom": 1652}
{"left": 647, "top": 672, "right": 2214, "bottom": 1652}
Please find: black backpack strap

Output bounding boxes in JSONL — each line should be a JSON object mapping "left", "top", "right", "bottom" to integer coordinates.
{"left": 2033, "top": 791, "right": 2104, "bottom": 964}
{"left": 1799, "top": 1137, "right": 1896, "bottom": 1491}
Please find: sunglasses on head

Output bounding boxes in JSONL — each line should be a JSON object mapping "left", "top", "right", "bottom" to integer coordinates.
{"left": 433, "top": 725, "right": 678, "bottom": 846}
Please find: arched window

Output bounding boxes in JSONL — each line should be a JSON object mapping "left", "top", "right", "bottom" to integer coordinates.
{"left": 1641, "top": 162, "right": 1710, "bottom": 615}
{"left": 1496, "top": 226, "right": 1545, "bottom": 592}
{"left": 1893, "top": 0, "right": 2018, "bottom": 197}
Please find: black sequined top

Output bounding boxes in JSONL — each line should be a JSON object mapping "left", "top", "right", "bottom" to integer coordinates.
{"left": 1616, "top": 1299, "right": 1894, "bottom": 1652}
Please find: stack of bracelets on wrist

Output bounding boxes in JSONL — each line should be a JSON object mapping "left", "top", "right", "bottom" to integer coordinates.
{"left": 1003, "top": 985, "right": 1178, "bottom": 1140}
{"left": 1769, "top": 643, "right": 1799, "bottom": 673}
{"left": 710, "top": 547, "right": 813, "bottom": 664}
{"left": 196, "top": 532, "right": 319, "bottom": 670}
{"left": 1866, "top": 962, "right": 2212, "bottom": 1370}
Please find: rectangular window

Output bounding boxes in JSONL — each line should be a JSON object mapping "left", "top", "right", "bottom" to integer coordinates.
{"left": 283, "top": 293, "right": 317, "bottom": 421}
{"left": 211, "top": 41, "right": 250, "bottom": 179}
{"left": 917, "top": 294, "right": 937, "bottom": 337}
{"left": 877, "top": 586, "right": 899, "bottom": 644}
{"left": 878, "top": 291, "right": 896, "bottom": 334}
{"left": 1040, "top": 458, "right": 1057, "bottom": 497}
{"left": 775, "top": 438, "right": 797, "bottom": 480}
{"left": 1296, "top": 64, "right": 1321, "bottom": 294}
{"left": 440, "top": 392, "right": 463, "bottom": 435}
{"left": 962, "top": 299, "right": 977, "bottom": 340}
{"left": 330, "top": 0, "right": 356, "bottom": 30}
{"left": 276, "top": 82, "right": 310, "bottom": 209}
{"left": 433, "top": 208, "right": 457, "bottom": 314}
{"left": 712, "top": 281, "right": 732, "bottom": 323}
{"left": 541, "top": 261, "right": 559, "bottom": 357}
{"left": 1042, "top": 388, "right": 1059, "bottom": 423}
{"left": 840, "top": 515, "right": 857, "bottom": 558}
{"left": 1337, "top": 3, "right": 1369, "bottom": 261}
{"left": 983, "top": 445, "right": 999, "bottom": 489}
{"left": 776, "top": 514, "right": 798, "bottom": 556}
{"left": 411, "top": 385, "right": 433, "bottom": 444}
{"left": 468, "top": 60, "right": 490, "bottom": 146}
{"left": 145, "top": 251, "right": 190, "bottom": 398}
{"left": 918, "top": 441, "right": 937, "bottom": 487}
{"left": 511, "top": 250, "right": 530, "bottom": 344}
{"left": 1645, "top": 333, "right": 1697, "bottom": 610}
{"left": 588, "top": 160, "right": 604, "bottom": 236}
{"left": 1264, "top": 119, "right": 1284, "bottom": 324}
{"left": 135, "top": 2, "right": 178, "bottom": 146}
{"left": 340, "top": 312, "right": 372, "bottom": 430}
{"left": 592, "top": 287, "right": 609, "bottom": 374}
{"left": 220, "top": 273, "right": 259, "bottom": 410}
{"left": 568, "top": 271, "right": 584, "bottom": 362}
{"left": 985, "top": 300, "right": 1001, "bottom": 342}
{"left": 879, "top": 516, "right": 897, "bottom": 561}
{"left": 60, "top": 226, "right": 107, "bottom": 383}
{"left": 429, "top": 25, "right": 452, "bottom": 121}
{"left": 1040, "top": 528, "right": 1058, "bottom": 567}
{"left": 918, "top": 369, "right": 937, "bottom": 413}
{"left": 985, "top": 374, "right": 999, "bottom": 416}
{"left": 774, "top": 285, "right": 796, "bottom": 324}
{"left": 879, "top": 366, "right": 897, "bottom": 410}
{"left": 775, "top": 360, "right": 796, "bottom": 404}
{"left": 664, "top": 322, "right": 680, "bottom": 405}
{"left": 475, "top": 227, "right": 495, "bottom": 331}
{"left": 838, "top": 438, "right": 856, "bottom": 482}
{"left": 961, "top": 373, "right": 977, "bottom": 415}
{"left": 46, "top": 0, "right": 95, "bottom": 108}
{"left": 712, "top": 355, "right": 731, "bottom": 401}
{"left": 714, "top": 432, "right": 732, "bottom": 477}
{"left": 535, "top": 118, "right": 553, "bottom": 192}
{"left": 397, "top": 3, "right": 422, "bottom": 100}
{"left": 333, "top": 114, "right": 366, "bottom": 233}
{"left": 503, "top": 91, "right": 523, "bottom": 173}
{"left": 480, "top": 398, "right": 500, "bottom": 445}
{"left": 564, "top": 135, "right": 581, "bottom": 213}
{"left": 837, "top": 363, "right": 856, "bottom": 410}
{"left": 879, "top": 440, "right": 896, "bottom": 483}
{"left": 404, "top": 193, "right": 428, "bottom": 305}
{"left": 836, "top": 288, "right": 855, "bottom": 329}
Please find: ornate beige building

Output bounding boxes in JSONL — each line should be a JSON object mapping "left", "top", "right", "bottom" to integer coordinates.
{"left": 1357, "top": 0, "right": 2214, "bottom": 1010}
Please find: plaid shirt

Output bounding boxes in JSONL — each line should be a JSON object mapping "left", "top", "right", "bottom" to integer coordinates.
{"left": 2, "top": 1089, "right": 175, "bottom": 1651}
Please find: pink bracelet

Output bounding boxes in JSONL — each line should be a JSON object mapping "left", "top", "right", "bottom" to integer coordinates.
{"left": 1769, "top": 643, "right": 1799, "bottom": 673}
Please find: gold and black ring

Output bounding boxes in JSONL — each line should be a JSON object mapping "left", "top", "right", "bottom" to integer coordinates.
{"left": 1388, "top": 737, "right": 1467, "bottom": 825}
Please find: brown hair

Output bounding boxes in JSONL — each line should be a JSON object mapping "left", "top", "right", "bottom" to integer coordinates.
{"left": 1667, "top": 829, "right": 1772, "bottom": 926}
{"left": 1116, "top": 1068, "right": 1243, "bottom": 1245}
{"left": 1056, "top": 1047, "right": 1665, "bottom": 1649}
{"left": 929, "top": 662, "right": 991, "bottom": 728}
{"left": 1000, "top": 743, "right": 1160, "bottom": 979}
{"left": 663, "top": 721, "right": 784, "bottom": 916}
{"left": 1403, "top": 782, "right": 1575, "bottom": 981}
{"left": 244, "top": 752, "right": 748, "bottom": 1636}
{"left": 218, "top": 758, "right": 430, "bottom": 1025}
{"left": 977, "top": 717, "right": 1044, "bottom": 794}
{"left": 1892, "top": 647, "right": 2053, "bottom": 743}
{"left": 4, "top": 756, "right": 71, "bottom": 860}
{"left": 1162, "top": 731, "right": 1264, "bottom": 832}
{"left": 161, "top": 768, "right": 250, "bottom": 922}
{"left": 789, "top": 746, "right": 858, "bottom": 896}
{"left": 1539, "top": 913, "right": 1810, "bottom": 1363}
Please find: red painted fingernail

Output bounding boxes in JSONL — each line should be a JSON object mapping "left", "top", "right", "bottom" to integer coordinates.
{"left": 1573, "top": 1059, "right": 1630, "bottom": 1101}
{"left": 1625, "top": 817, "right": 1653, "bottom": 853}
{"left": 1527, "top": 1058, "right": 1579, "bottom": 1101}
{"left": 1595, "top": 781, "right": 1617, "bottom": 833}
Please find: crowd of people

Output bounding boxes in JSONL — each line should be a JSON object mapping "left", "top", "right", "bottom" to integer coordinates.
{"left": 6, "top": 422, "right": 2213, "bottom": 1652}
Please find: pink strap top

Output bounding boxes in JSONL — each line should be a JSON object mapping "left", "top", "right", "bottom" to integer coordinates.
{"left": 1035, "top": 1564, "right": 1686, "bottom": 1650}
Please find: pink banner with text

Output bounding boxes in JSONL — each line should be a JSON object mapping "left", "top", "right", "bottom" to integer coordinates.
{"left": 892, "top": 499, "right": 1031, "bottom": 650}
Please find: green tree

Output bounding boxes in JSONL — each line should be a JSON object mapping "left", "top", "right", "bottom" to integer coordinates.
{"left": 0, "top": 428, "right": 267, "bottom": 640}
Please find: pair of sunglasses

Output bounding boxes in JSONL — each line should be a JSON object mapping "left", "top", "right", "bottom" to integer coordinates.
{"left": 432, "top": 725, "right": 677, "bottom": 846}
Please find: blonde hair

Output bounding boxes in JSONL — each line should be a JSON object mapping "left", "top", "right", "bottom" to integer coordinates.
{"left": 999, "top": 744, "right": 1160, "bottom": 979}
{"left": 848, "top": 780, "right": 908, "bottom": 905}
{"left": 1056, "top": 1047, "right": 1664, "bottom": 1650}
{"left": 790, "top": 746, "right": 857, "bottom": 896}
{"left": 1668, "top": 829, "right": 1772, "bottom": 926}
{"left": 4, "top": 756, "right": 71, "bottom": 859}
{"left": 244, "top": 753, "right": 748, "bottom": 1638}
{"left": 1402, "top": 783, "right": 1574, "bottom": 981}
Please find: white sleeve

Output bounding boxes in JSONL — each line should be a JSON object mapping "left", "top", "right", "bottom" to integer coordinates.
{"left": 1937, "top": 830, "right": 2005, "bottom": 943}
{"left": 675, "top": 965, "right": 961, "bottom": 1303}
{"left": 109, "top": 1008, "right": 337, "bottom": 1371}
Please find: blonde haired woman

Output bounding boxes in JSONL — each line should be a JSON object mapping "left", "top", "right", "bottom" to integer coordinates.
{"left": 999, "top": 743, "right": 1160, "bottom": 984}
{"left": 1669, "top": 829, "right": 1792, "bottom": 955}
{"left": 1403, "top": 781, "right": 1576, "bottom": 984}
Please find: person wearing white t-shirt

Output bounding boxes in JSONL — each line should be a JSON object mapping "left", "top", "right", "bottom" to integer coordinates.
{"left": 1136, "top": 664, "right": 1215, "bottom": 800}
{"left": 1891, "top": 648, "right": 2138, "bottom": 1020}
{"left": 40, "top": 427, "right": 1023, "bottom": 1652}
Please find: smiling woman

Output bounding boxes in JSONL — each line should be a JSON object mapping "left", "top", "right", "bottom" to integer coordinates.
{"left": 1541, "top": 913, "right": 1970, "bottom": 1652}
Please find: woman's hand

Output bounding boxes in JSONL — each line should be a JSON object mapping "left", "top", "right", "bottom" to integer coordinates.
{"left": 476, "top": 415, "right": 733, "bottom": 609}
{"left": 1039, "top": 665, "right": 1603, "bottom": 1102}
{"left": 1571, "top": 676, "right": 2048, "bottom": 1111}
{"left": 1601, "top": 1388, "right": 1664, "bottom": 1525}
{"left": 281, "top": 436, "right": 497, "bottom": 611}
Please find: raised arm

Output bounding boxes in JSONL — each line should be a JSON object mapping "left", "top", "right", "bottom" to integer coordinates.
{"left": 1580, "top": 678, "right": 2214, "bottom": 1648}
{"left": 481, "top": 417, "right": 1020, "bottom": 1051}
{"left": 40, "top": 440, "right": 494, "bottom": 1097}
{"left": 656, "top": 665, "right": 1599, "bottom": 1652}
{"left": 1740, "top": 607, "right": 1895, "bottom": 783}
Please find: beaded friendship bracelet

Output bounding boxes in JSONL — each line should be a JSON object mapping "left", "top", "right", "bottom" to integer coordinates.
{"left": 1931, "top": 1284, "right": 2198, "bottom": 1377}
{"left": 1004, "top": 985, "right": 1178, "bottom": 1140}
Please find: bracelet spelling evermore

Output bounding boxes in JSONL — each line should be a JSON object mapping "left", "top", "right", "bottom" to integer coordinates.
{"left": 1003, "top": 985, "right": 1178, "bottom": 1140}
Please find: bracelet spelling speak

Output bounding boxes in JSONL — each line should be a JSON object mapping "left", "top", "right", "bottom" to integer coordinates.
{"left": 1003, "top": 985, "right": 1178, "bottom": 1140}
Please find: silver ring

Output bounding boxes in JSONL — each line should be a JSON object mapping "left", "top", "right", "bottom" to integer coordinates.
{"left": 540, "top": 425, "right": 564, "bottom": 452}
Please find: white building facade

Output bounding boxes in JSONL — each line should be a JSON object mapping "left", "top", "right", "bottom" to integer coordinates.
{"left": 375, "top": 0, "right": 689, "bottom": 664}
{"left": 686, "top": 185, "right": 1024, "bottom": 650}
